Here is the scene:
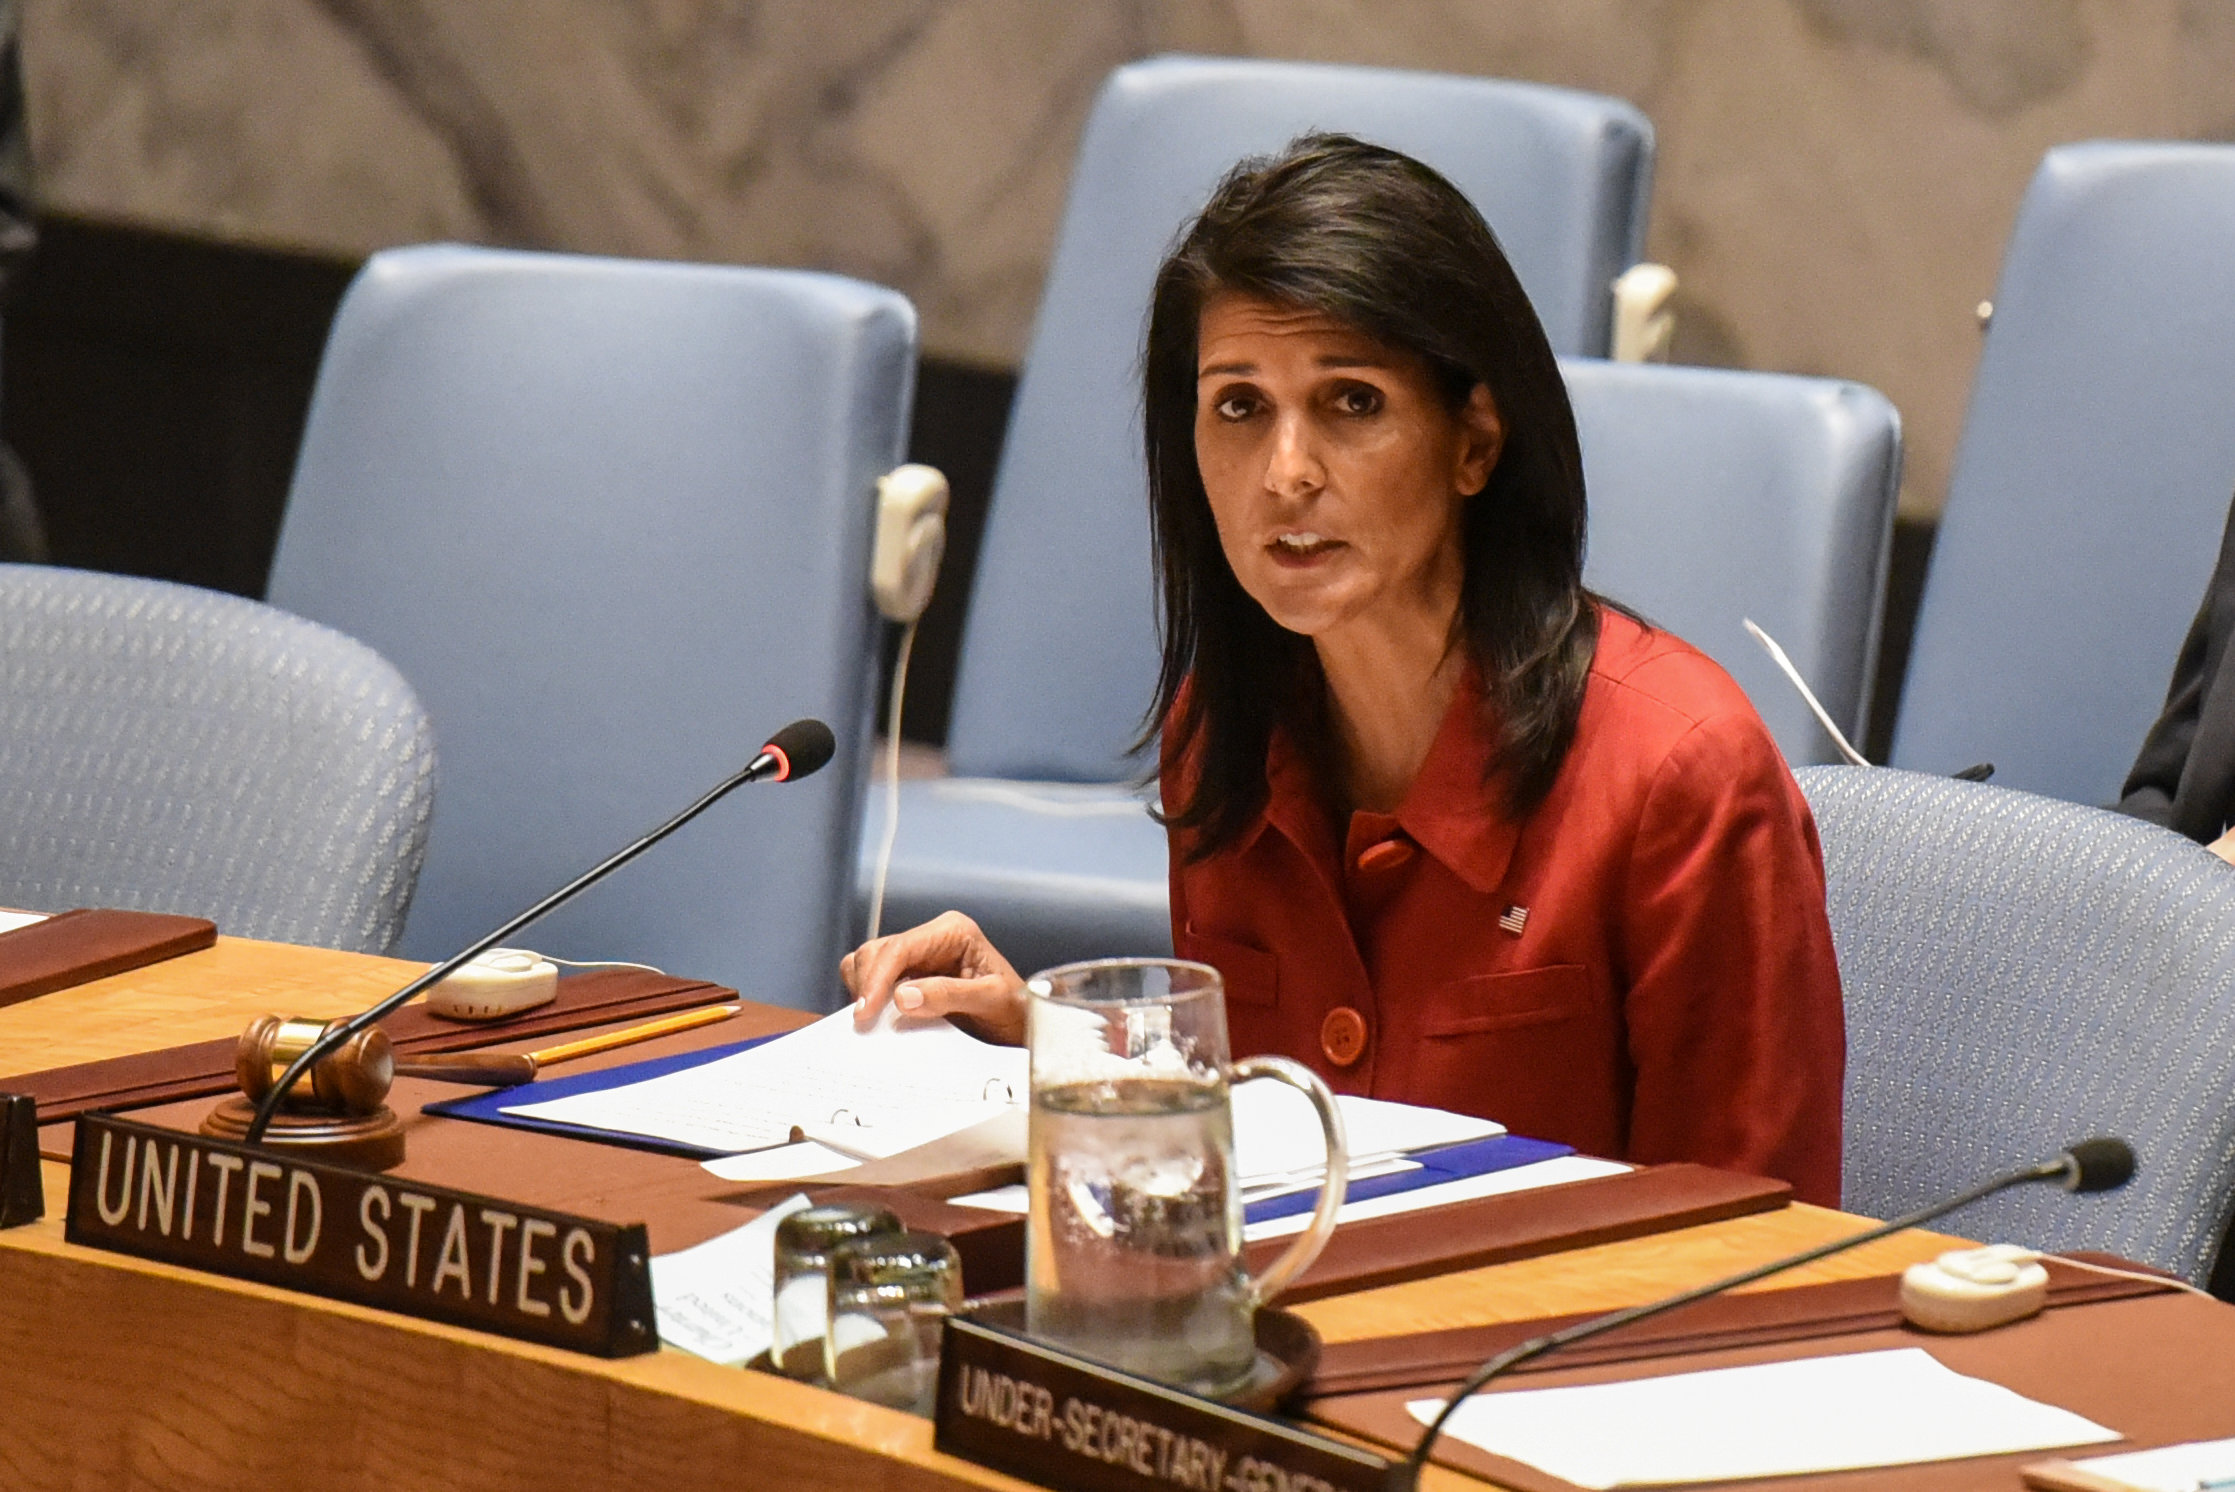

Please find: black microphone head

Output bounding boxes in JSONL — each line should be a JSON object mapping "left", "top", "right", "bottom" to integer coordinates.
{"left": 761, "top": 718, "right": 836, "bottom": 782}
{"left": 2061, "top": 1137, "right": 2135, "bottom": 1193}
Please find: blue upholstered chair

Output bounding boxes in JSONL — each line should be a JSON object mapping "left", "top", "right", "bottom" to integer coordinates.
{"left": 1800, "top": 765, "right": 2235, "bottom": 1286}
{"left": 1893, "top": 143, "right": 2235, "bottom": 803}
{"left": 863, "top": 359, "right": 1902, "bottom": 976}
{"left": 267, "top": 247, "right": 914, "bottom": 1008}
{"left": 1571, "top": 359, "right": 1901, "bottom": 765}
{"left": 862, "top": 57, "right": 1653, "bottom": 971}
{"left": 948, "top": 56, "right": 1653, "bottom": 792}
{"left": 0, "top": 564, "right": 435, "bottom": 953}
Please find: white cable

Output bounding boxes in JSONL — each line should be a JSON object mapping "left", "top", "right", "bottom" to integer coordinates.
{"left": 1742, "top": 617, "right": 1871, "bottom": 767}
{"left": 541, "top": 954, "right": 667, "bottom": 975}
{"left": 930, "top": 779, "right": 1157, "bottom": 817}
{"left": 863, "top": 617, "right": 917, "bottom": 943}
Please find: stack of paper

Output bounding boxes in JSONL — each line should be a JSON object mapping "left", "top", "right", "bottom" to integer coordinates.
{"left": 1231, "top": 1081, "right": 1500, "bottom": 1189}
{"left": 513, "top": 1008, "right": 1602, "bottom": 1229}
{"left": 1405, "top": 1348, "right": 2118, "bottom": 1488}
{"left": 1241, "top": 1153, "right": 1626, "bottom": 1242}
{"left": 941, "top": 1086, "right": 1619, "bottom": 1240}
{"left": 2031, "top": 1438, "right": 2235, "bottom": 1492}
{"left": 502, "top": 1003, "right": 1027, "bottom": 1159}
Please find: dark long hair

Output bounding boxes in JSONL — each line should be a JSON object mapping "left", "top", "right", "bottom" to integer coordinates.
{"left": 1146, "top": 133, "right": 1599, "bottom": 859}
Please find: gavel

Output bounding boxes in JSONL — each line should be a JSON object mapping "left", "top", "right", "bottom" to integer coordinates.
{"left": 237, "top": 1015, "right": 536, "bottom": 1116}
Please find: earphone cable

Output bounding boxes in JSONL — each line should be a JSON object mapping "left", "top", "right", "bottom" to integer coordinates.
{"left": 863, "top": 616, "right": 917, "bottom": 942}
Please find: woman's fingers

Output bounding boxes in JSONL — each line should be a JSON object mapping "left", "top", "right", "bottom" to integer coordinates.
{"left": 889, "top": 973, "right": 1028, "bottom": 1045}
{"left": 842, "top": 911, "right": 1020, "bottom": 1030}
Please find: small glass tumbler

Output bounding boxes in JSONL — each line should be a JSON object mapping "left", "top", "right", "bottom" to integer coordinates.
{"left": 771, "top": 1202, "right": 903, "bottom": 1381}
{"left": 823, "top": 1229, "right": 964, "bottom": 1416}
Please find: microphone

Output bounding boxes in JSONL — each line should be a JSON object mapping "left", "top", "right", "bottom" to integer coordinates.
{"left": 747, "top": 717, "right": 836, "bottom": 783}
{"left": 1401, "top": 1137, "right": 2137, "bottom": 1485}
{"left": 243, "top": 718, "right": 838, "bottom": 1146}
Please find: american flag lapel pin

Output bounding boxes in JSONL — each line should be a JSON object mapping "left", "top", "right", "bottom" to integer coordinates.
{"left": 1499, "top": 904, "right": 1529, "bottom": 936}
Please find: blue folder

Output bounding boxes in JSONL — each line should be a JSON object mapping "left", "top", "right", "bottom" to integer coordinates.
{"left": 427, "top": 1039, "right": 1577, "bottom": 1212}
{"left": 1241, "top": 1133, "right": 1575, "bottom": 1225}
{"left": 421, "top": 1034, "right": 783, "bottom": 1159}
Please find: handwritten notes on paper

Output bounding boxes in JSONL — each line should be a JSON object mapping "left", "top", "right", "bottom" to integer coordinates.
{"left": 649, "top": 1193, "right": 814, "bottom": 1366}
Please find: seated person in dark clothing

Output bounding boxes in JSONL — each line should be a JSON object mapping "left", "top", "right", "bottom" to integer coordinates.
{"left": 2120, "top": 493, "right": 2235, "bottom": 862}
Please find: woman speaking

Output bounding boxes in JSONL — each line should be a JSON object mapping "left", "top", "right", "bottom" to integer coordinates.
{"left": 844, "top": 134, "right": 1845, "bottom": 1206}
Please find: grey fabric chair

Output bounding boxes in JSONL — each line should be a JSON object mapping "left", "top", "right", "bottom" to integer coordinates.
{"left": 1799, "top": 764, "right": 2235, "bottom": 1285}
{"left": 0, "top": 564, "right": 435, "bottom": 953}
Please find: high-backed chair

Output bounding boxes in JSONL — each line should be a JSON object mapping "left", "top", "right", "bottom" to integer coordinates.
{"left": 947, "top": 56, "right": 1653, "bottom": 790}
{"left": 268, "top": 246, "right": 914, "bottom": 1008}
{"left": 0, "top": 564, "right": 434, "bottom": 953}
{"left": 1800, "top": 765, "right": 2235, "bottom": 1286}
{"left": 864, "top": 359, "right": 1902, "bottom": 976}
{"left": 1572, "top": 358, "right": 1902, "bottom": 764}
{"left": 862, "top": 58, "right": 1653, "bottom": 970}
{"left": 1893, "top": 143, "right": 2235, "bottom": 803}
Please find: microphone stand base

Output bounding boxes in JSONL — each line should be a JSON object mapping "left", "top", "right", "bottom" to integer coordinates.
{"left": 200, "top": 1095, "right": 406, "bottom": 1171}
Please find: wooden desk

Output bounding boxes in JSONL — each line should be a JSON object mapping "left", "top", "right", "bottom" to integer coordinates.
{"left": 0, "top": 938, "right": 1955, "bottom": 1492}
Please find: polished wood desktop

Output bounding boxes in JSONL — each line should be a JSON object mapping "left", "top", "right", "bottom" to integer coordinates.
{"left": 0, "top": 937, "right": 1957, "bottom": 1492}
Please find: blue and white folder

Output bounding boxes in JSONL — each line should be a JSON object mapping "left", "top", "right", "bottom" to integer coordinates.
{"left": 422, "top": 1035, "right": 782, "bottom": 1158}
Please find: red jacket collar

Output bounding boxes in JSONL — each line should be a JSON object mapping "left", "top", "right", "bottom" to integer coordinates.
{"left": 1249, "top": 663, "right": 1522, "bottom": 896}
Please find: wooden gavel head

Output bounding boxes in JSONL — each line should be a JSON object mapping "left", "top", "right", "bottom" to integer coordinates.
{"left": 236, "top": 1015, "right": 395, "bottom": 1115}
{"left": 232, "top": 1017, "right": 537, "bottom": 1114}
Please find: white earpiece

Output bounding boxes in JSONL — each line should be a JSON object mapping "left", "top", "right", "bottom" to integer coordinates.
{"left": 426, "top": 947, "right": 560, "bottom": 1021}
{"left": 1899, "top": 1244, "right": 2049, "bottom": 1333}
{"left": 871, "top": 463, "right": 949, "bottom": 624}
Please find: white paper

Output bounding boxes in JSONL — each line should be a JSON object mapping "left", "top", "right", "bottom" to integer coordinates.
{"left": 502, "top": 1004, "right": 1027, "bottom": 1155}
{"left": 2060, "top": 1438, "right": 2235, "bottom": 1492}
{"left": 1231, "top": 1086, "right": 1502, "bottom": 1186}
{"left": 943, "top": 1185, "right": 1030, "bottom": 1215}
{"left": 700, "top": 1141, "right": 861, "bottom": 1183}
{"left": 649, "top": 1193, "right": 815, "bottom": 1365}
{"left": 0, "top": 909, "right": 48, "bottom": 935}
{"left": 1405, "top": 1347, "right": 2118, "bottom": 1489}
{"left": 1242, "top": 1155, "right": 1628, "bottom": 1241}
{"left": 946, "top": 1155, "right": 1625, "bottom": 1241}
{"left": 1240, "top": 1156, "right": 1420, "bottom": 1200}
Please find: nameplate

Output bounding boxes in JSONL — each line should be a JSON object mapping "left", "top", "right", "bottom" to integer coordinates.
{"left": 934, "top": 1311, "right": 1400, "bottom": 1492}
{"left": 64, "top": 1113, "right": 656, "bottom": 1357}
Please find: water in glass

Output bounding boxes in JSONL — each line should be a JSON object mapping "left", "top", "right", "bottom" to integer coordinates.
{"left": 1028, "top": 1073, "right": 1255, "bottom": 1392}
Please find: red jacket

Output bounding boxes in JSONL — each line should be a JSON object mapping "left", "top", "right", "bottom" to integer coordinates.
{"left": 1166, "top": 611, "right": 1845, "bottom": 1206}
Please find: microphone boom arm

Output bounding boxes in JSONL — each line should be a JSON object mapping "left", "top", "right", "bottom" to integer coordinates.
{"left": 1403, "top": 1151, "right": 2086, "bottom": 1484}
{"left": 244, "top": 738, "right": 807, "bottom": 1147}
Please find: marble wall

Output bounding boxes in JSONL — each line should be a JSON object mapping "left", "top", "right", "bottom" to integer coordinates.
{"left": 21, "top": 0, "right": 2235, "bottom": 514}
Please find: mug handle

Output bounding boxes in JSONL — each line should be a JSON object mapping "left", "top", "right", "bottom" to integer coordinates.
{"left": 1228, "top": 1055, "right": 1349, "bottom": 1309}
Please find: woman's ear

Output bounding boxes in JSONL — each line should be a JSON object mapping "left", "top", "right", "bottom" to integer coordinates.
{"left": 1454, "top": 384, "right": 1504, "bottom": 496}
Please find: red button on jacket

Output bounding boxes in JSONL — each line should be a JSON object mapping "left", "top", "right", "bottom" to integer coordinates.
{"left": 1167, "top": 611, "right": 1846, "bottom": 1207}
{"left": 1320, "top": 1007, "right": 1369, "bottom": 1066}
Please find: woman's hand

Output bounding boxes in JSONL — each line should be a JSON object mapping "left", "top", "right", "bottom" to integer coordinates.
{"left": 2211, "top": 827, "right": 2235, "bottom": 866}
{"left": 840, "top": 911, "right": 1028, "bottom": 1045}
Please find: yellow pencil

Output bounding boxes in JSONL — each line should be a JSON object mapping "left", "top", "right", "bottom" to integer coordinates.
{"left": 528, "top": 1003, "right": 741, "bottom": 1068}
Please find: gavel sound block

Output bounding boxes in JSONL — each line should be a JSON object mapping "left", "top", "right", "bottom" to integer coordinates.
{"left": 199, "top": 1015, "right": 535, "bottom": 1170}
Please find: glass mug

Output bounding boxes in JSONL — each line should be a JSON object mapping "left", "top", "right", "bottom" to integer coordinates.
{"left": 1024, "top": 958, "right": 1348, "bottom": 1396}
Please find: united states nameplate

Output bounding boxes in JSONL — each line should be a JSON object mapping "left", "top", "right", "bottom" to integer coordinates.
{"left": 65, "top": 1112, "right": 657, "bottom": 1357}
